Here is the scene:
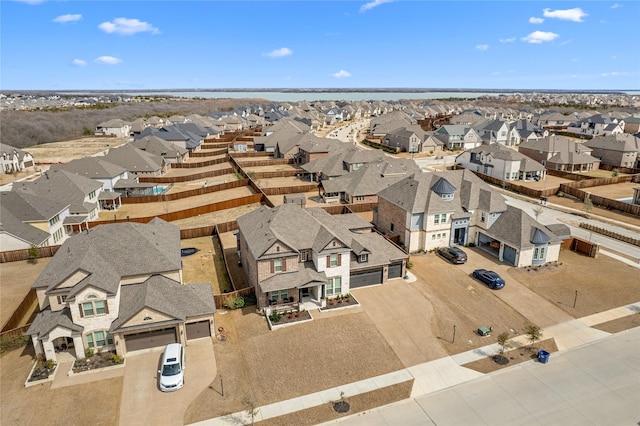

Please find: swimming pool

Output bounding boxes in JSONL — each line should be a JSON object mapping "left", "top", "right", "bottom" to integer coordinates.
{"left": 152, "top": 185, "right": 170, "bottom": 195}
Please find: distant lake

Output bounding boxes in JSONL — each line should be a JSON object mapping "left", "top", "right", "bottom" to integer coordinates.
{"left": 86, "top": 91, "right": 507, "bottom": 102}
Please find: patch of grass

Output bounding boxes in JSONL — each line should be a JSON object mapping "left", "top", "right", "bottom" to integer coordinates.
{"left": 0, "top": 334, "right": 30, "bottom": 355}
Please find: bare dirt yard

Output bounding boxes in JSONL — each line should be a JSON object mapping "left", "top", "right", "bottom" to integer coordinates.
{"left": 184, "top": 308, "right": 404, "bottom": 424}
{"left": 180, "top": 237, "right": 231, "bottom": 293}
{"left": 0, "top": 259, "right": 51, "bottom": 326}
{"left": 25, "top": 136, "right": 129, "bottom": 164}
{"left": 170, "top": 202, "right": 262, "bottom": 230}
{"left": 0, "top": 345, "right": 122, "bottom": 426}
{"left": 574, "top": 181, "right": 639, "bottom": 200}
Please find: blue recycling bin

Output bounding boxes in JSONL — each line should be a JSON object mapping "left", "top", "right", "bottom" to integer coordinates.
{"left": 538, "top": 350, "right": 550, "bottom": 364}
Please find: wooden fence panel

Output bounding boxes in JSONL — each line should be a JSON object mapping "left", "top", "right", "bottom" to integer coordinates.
{"left": 122, "top": 179, "right": 247, "bottom": 204}
{"left": 251, "top": 170, "right": 301, "bottom": 179}
{"left": 180, "top": 226, "right": 217, "bottom": 239}
{"left": 0, "top": 324, "right": 33, "bottom": 340}
{"left": 236, "top": 159, "right": 295, "bottom": 167}
{"left": 261, "top": 184, "right": 319, "bottom": 196}
{"left": 0, "top": 245, "right": 61, "bottom": 263}
{"left": 230, "top": 152, "right": 274, "bottom": 158}
{"left": 137, "top": 167, "right": 234, "bottom": 184}
{"left": 213, "top": 287, "right": 255, "bottom": 310}
{"left": 215, "top": 221, "right": 239, "bottom": 234}
{"left": 190, "top": 149, "right": 228, "bottom": 158}
{"left": 1, "top": 289, "right": 37, "bottom": 331}
{"left": 169, "top": 157, "right": 229, "bottom": 168}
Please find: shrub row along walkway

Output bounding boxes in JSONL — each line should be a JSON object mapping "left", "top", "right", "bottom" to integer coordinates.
{"left": 189, "top": 300, "right": 640, "bottom": 425}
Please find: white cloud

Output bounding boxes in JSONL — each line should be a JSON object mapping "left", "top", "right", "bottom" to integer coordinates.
{"left": 499, "top": 37, "right": 516, "bottom": 43}
{"left": 476, "top": 44, "right": 489, "bottom": 51}
{"left": 600, "top": 71, "right": 628, "bottom": 77}
{"left": 521, "top": 31, "right": 559, "bottom": 44}
{"left": 98, "top": 18, "right": 159, "bottom": 35}
{"left": 529, "top": 17, "right": 544, "bottom": 24}
{"left": 95, "top": 56, "right": 122, "bottom": 65}
{"left": 330, "top": 70, "right": 352, "bottom": 79}
{"left": 53, "top": 14, "right": 82, "bottom": 23}
{"left": 263, "top": 47, "right": 293, "bottom": 58}
{"left": 360, "top": 0, "right": 393, "bottom": 13}
{"left": 73, "top": 59, "right": 87, "bottom": 67}
{"left": 611, "top": 3, "right": 622, "bottom": 8}
{"left": 543, "top": 8, "right": 587, "bottom": 22}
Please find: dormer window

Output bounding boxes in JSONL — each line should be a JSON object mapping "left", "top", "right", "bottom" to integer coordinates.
{"left": 360, "top": 254, "right": 368, "bottom": 263}
{"left": 57, "top": 295, "right": 67, "bottom": 304}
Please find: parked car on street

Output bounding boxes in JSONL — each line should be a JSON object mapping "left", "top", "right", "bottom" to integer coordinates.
{"left": 472, "top": 269, "right": 505, "bottom": 289}
{"left": 158, "top": 343, "right": 185, "bottom": 392}
{"left": 437, "top": 246, "right": 468, "bottom": 264}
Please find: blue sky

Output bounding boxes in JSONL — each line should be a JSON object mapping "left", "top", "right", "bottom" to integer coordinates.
{"left": 2, "top": 0, "right": 639, "bottom": 91}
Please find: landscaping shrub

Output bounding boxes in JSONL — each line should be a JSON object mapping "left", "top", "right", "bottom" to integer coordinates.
{"left": 242, "top": 294, "right": 257, "bottom": 306}
{"left": 223, "top": 296, "right": 245, "bottom": 310}
{"left": 0, "top": 334, "right": 30, "bottom": 354}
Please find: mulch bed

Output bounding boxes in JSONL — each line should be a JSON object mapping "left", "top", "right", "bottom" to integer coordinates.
{"left": 28, "top": 360, "right": 57, "bottom": 382}
{"left": 269, "top": 309, "right": 312, "bottom": 326}
{"left": 462, "top": 338, "right": 559, "bottom": 374}
{"left": 72, "top": 352, "right": 122, "bottom": 373}
{"left": 322, "top": 294, "right": 359, "bottom": 311}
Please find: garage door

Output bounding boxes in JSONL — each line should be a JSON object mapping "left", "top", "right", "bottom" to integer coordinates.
{"left": 350, "top": 269, "right": 383, "bottom": 288}
{"left": 503, "top": 245, "right": 517, "bottom": 266}
{"left": 124, "top": 328, "right": 177, "bottom": 352}
{"left": 388, "top": 262, "right": 403, "bottom": 279}
{"left": 186, "top": 320, "right": 211, "bottom": 340}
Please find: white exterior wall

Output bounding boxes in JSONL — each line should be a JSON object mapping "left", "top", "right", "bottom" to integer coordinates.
{"left": 0, "top": 233, "right": 33, "bottom": 251}
{"left": 72, "top": 287, "right": 120, "bottom": 346}
{"left": 315, "top": 250, "right": 351, "bottom": 294}
{"left": 503, "top": 160, "right": 521, "bottom": 180}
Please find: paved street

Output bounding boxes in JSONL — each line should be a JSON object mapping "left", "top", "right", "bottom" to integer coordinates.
{"left": 328, "top": 327, "right": 640, "bottom": 426}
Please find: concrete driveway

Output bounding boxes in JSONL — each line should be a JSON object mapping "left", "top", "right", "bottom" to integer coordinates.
{"left": 119, "top": 338, "right": 216, "bottom": 426}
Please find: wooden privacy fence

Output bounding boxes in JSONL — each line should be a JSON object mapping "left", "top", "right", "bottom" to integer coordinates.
{"left": 213, "top": 287, "right": 255, "bottom": 310}
{"left": 179, "top": 220, "right": 238, "bottom": 239}
{"left": 235, "top": 159, "right": 296, "bottom": 167}
{"left": 189, "top": 149, "right": 228, "bottom": 158}
{"left": 0, "top": 245, "right": 61, "bottom": 263}
{"left": 561, "top": 237, "right": 599, "bottom": 258}
{"left": 261, "top": 184, "right": 319, "bottom": 196}
{"left": 90, "top": 194, "right": 264, "bottom": 227}
{"left": 579, "top": 223, "right": 640, "bottom": 246}
{"left": 1, "top": 289, "right": 37, "bottom": 331}
{"left": 559, "top": 184, "right": 640, "bottom": 216}
{"left": 122, "top": 179, "right": 247, "bottom": 204}
{"left": 560, "top": 174, "right": 637, "bottom": 188}
{"left": 230, "top": 152, "right": 274, "bottom": 158}
{"left": 250, "top": 170, "right": 301, "bottom": 179}
{"left": 169, "top": 157, "right": 229, "bottom": 168}
{"left": 0, "top": 324, "right": 32, "bottom": 340}
{"left": 468, "top": 170, "right": 559, "bottom": 198}
{"left": 599, "top": 164, "right": 640, "bottom": 175}
{"left": 138, "top": 167, "right": 234, "bottom": 183}
{"left": 215, "top": 220, "right": 239, "bottom": 234}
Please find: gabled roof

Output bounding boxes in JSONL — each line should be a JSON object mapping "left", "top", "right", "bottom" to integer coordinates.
{"left": 487, "top": 205, "right": 560, "bottom": 249}
{"left": 103, "top": 145, "right": 164, "bottom": 173}
{"left": 110, "top": 276, "right": 215, "bottom": 331}
{"left": 430, "top": 177, "right": 456, "bottom": 195}
{"left": 131, "top": 135, "right": 189, "bottom": 158}
{"left": 0, "top": 191, "right": 69, "bottom": 222}
{"left": 97, "top": 119, "right": 129, "bottom": 128}
{"left": 27, "top": 307, "right": 83, "bottom": 338}
{"left": 585, "top": 133, "right": 640, "bottom": 152}
{"left": 12, "top": 169, "right": 101, "bottom": 215}
{"left": 31, "top": 219, "right": 181, "bottom": 296}
{"left": 0, "top": 143, "right": 31, "bottom": 162}
{"left": 52, "top": 157, "right": 127, "bottom": 179}
{"left": 0, "top": 203, "right": 50, "bottom": 245}
{"left": 377, "top": 169, "right": 507, "bottom": 215}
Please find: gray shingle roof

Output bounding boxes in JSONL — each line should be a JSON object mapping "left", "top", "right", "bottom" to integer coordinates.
{"left": 27, "top": 307, "right": 83, "bottom": 338}
{"left": 0, "top": 203, "right": 50, "bottom": 245}
{"left": 110, "top": 276, "right": 215, "bottom": 332}
{"left": 31, "top": 219, "right": 181, "bottom": 296}
{"left": 0, "top": 191, "right": 69, "bottom": 222}
{"left": 52, "top": 157, "right": 127, "bottom": 179}
{"left": 487, "top": 205, "right": 560, "bottom": 249}
{"left": 103, "top": 145, "right": 164, "bottom": 173}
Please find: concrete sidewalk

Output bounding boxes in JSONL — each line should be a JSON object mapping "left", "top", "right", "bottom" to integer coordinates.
{"left": 190, "top": 301, "right": 640, "bottom": 426}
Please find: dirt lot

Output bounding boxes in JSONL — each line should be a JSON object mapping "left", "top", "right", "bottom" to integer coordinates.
{"left": 184, "top": 308, "right": 404, "bottom": 423}
{"left": 0, "top": 259, "right": 51, "bottom": 326}
{"left": 548, "top": 194, "right": 640, "bottom": 228}
{"left": 515, "top": 174, "right": 573, "bottom": 190}
{"left": 0, "top": 345, "right": 122, "bottom": 426}
{"left": 24, "top": 136, "right": 129, "bottom": 164}
{"left": 572, "top": 181, "right": 639, "bottom": 200}
{"left": 170, "top": 203, "right": 262, "bottom": 229}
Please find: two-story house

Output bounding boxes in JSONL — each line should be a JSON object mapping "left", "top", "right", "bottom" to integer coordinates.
{"left": 566, "top": 114, "right": 625, "bottom": 137}
{"left": 26, "top": 219, "right": 215, "bottom": 363}
{"left": 0, "top": 143, "right": 35, "bottom": 175}
{"left": 95, "top": 119, "right": 131, "bottom": 138}
{"left": 373, "top": 170, "right": 566, "bottom": 267}
{"left": 584, "top": 134, "right": 640, "bottom": 169}
{"left": 236, "top": 204, "right": 408, "bottom": 310}
{"left": 432, "top": 125, "right": 482, "bottom": 150}
{"left": 518, "top": 135, "right": 601, "bottom": 172}
{"left": 455, "top": 144, "right": 546, "bottom": 181}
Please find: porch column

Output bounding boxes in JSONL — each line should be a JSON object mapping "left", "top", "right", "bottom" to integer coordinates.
{"left": 31, "top": 335, "right": 43, "bottom": 356}
{"left": 43, "top": 341, "right": 57, "bottom": 363}
{"left": 73, "top": 336, "right": 85, "bottom": 359}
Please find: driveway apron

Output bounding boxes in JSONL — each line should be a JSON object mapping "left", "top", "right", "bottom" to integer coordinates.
{"left": 119, "top": 338, "right": 216, "bottom": 426}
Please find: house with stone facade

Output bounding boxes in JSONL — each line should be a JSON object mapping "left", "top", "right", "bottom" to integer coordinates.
{"left": 373, "top": 170, "right": 566, "bottom": 267}
{"left": 236, "top": 204, "right": 408, "bottom": 310}
{"left": 518, "top": 135, "right": 601, "bottom": 173}
{"left": 26, "top": 219, "right": 215, "bottom": 364}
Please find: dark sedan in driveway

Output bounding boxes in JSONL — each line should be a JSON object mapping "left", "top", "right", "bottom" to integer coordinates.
{"left": 437, "top": 246, "right": 468, "bottom": 264}
{"left": 472, "top": 269, "right": 506, "bottom": 289}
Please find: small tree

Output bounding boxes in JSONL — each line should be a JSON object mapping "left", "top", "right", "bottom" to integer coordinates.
{"left": 497, "top": 331, "right": 510, "bottom": 355}
{"left": 244, "top": 395, "right": 259, "bottom": 426}
{"left": 27, "top": 245, "right": 39, "bottom": 264}
{"left": 532, "top": 206, "right": 543, "bottom": 221}
{"left": 584, "top": 196, "right": 593, "bottom": 213}
{"left": 524, "top": 323, "right": 542, "bottom": 350}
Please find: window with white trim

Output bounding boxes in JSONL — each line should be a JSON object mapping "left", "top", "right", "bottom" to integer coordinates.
{"left": 273, "top": 259, "right": 283, "bottom": 272}
{"left": 329, "top": 254, "right": 339, "bottom": 267}
{"left": 80, "top": 295, "right": 108, "bottom": 317}
{"left": 359, "top": 254, "right": 368, "bottom": 262}
{"left": 533, "top": 246, "right": 546, "bottom": 261}
{"left": 269, "top": 289, "right": 288, "bottom": 302}
{"left": 57, "top": 295, "right": 67, "bottom": 304}
{"left": 86, "top": 330, "right": 113, "bottom": 348}
{"left": 326, "top": 277, "right": 342, "bottom": 296}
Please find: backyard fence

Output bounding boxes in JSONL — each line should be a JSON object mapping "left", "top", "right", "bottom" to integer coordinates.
{"left": 213, "top": 287, "right": 255, "bottom": 310}
{"left": 169, "top": 157, "right": 229, "bottom": 168}
{"left": 189, "top": 149, "right": 228, "bottom": 158}
{"left": 1, "top": 289, "right": 37, "bottom": 332}
{"left": 561, "top": 237, "right": 599, "bottom": 258}
{"left": 137, "top": 167, "right": 234, "bottom": 183}
{"left": 0, "top": 245, "right": 61, "bottom": 263}
{"left": 579, "top": 223, "right": 640, "bottom": 246}
{"left": 121, "top": 179, "right": 247, "bottom": 204}
{"left": 261, "top": 184, "right": 319, "bottom": 196}
{"left": 559, "top": 184, "right": 640, "bottom": 216}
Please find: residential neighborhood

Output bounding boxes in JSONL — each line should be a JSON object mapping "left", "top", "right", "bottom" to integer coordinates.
{"left": 1, "top": 94, "right": 639, "bottom": 426}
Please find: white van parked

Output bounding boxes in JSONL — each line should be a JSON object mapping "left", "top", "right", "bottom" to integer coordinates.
{"left": 158, "top": 343, "right": 185, "bottom": 392}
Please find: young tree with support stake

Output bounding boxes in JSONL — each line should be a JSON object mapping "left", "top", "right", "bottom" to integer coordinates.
{"left": 524, "top": 323, "right": 542, "bottom": 351}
